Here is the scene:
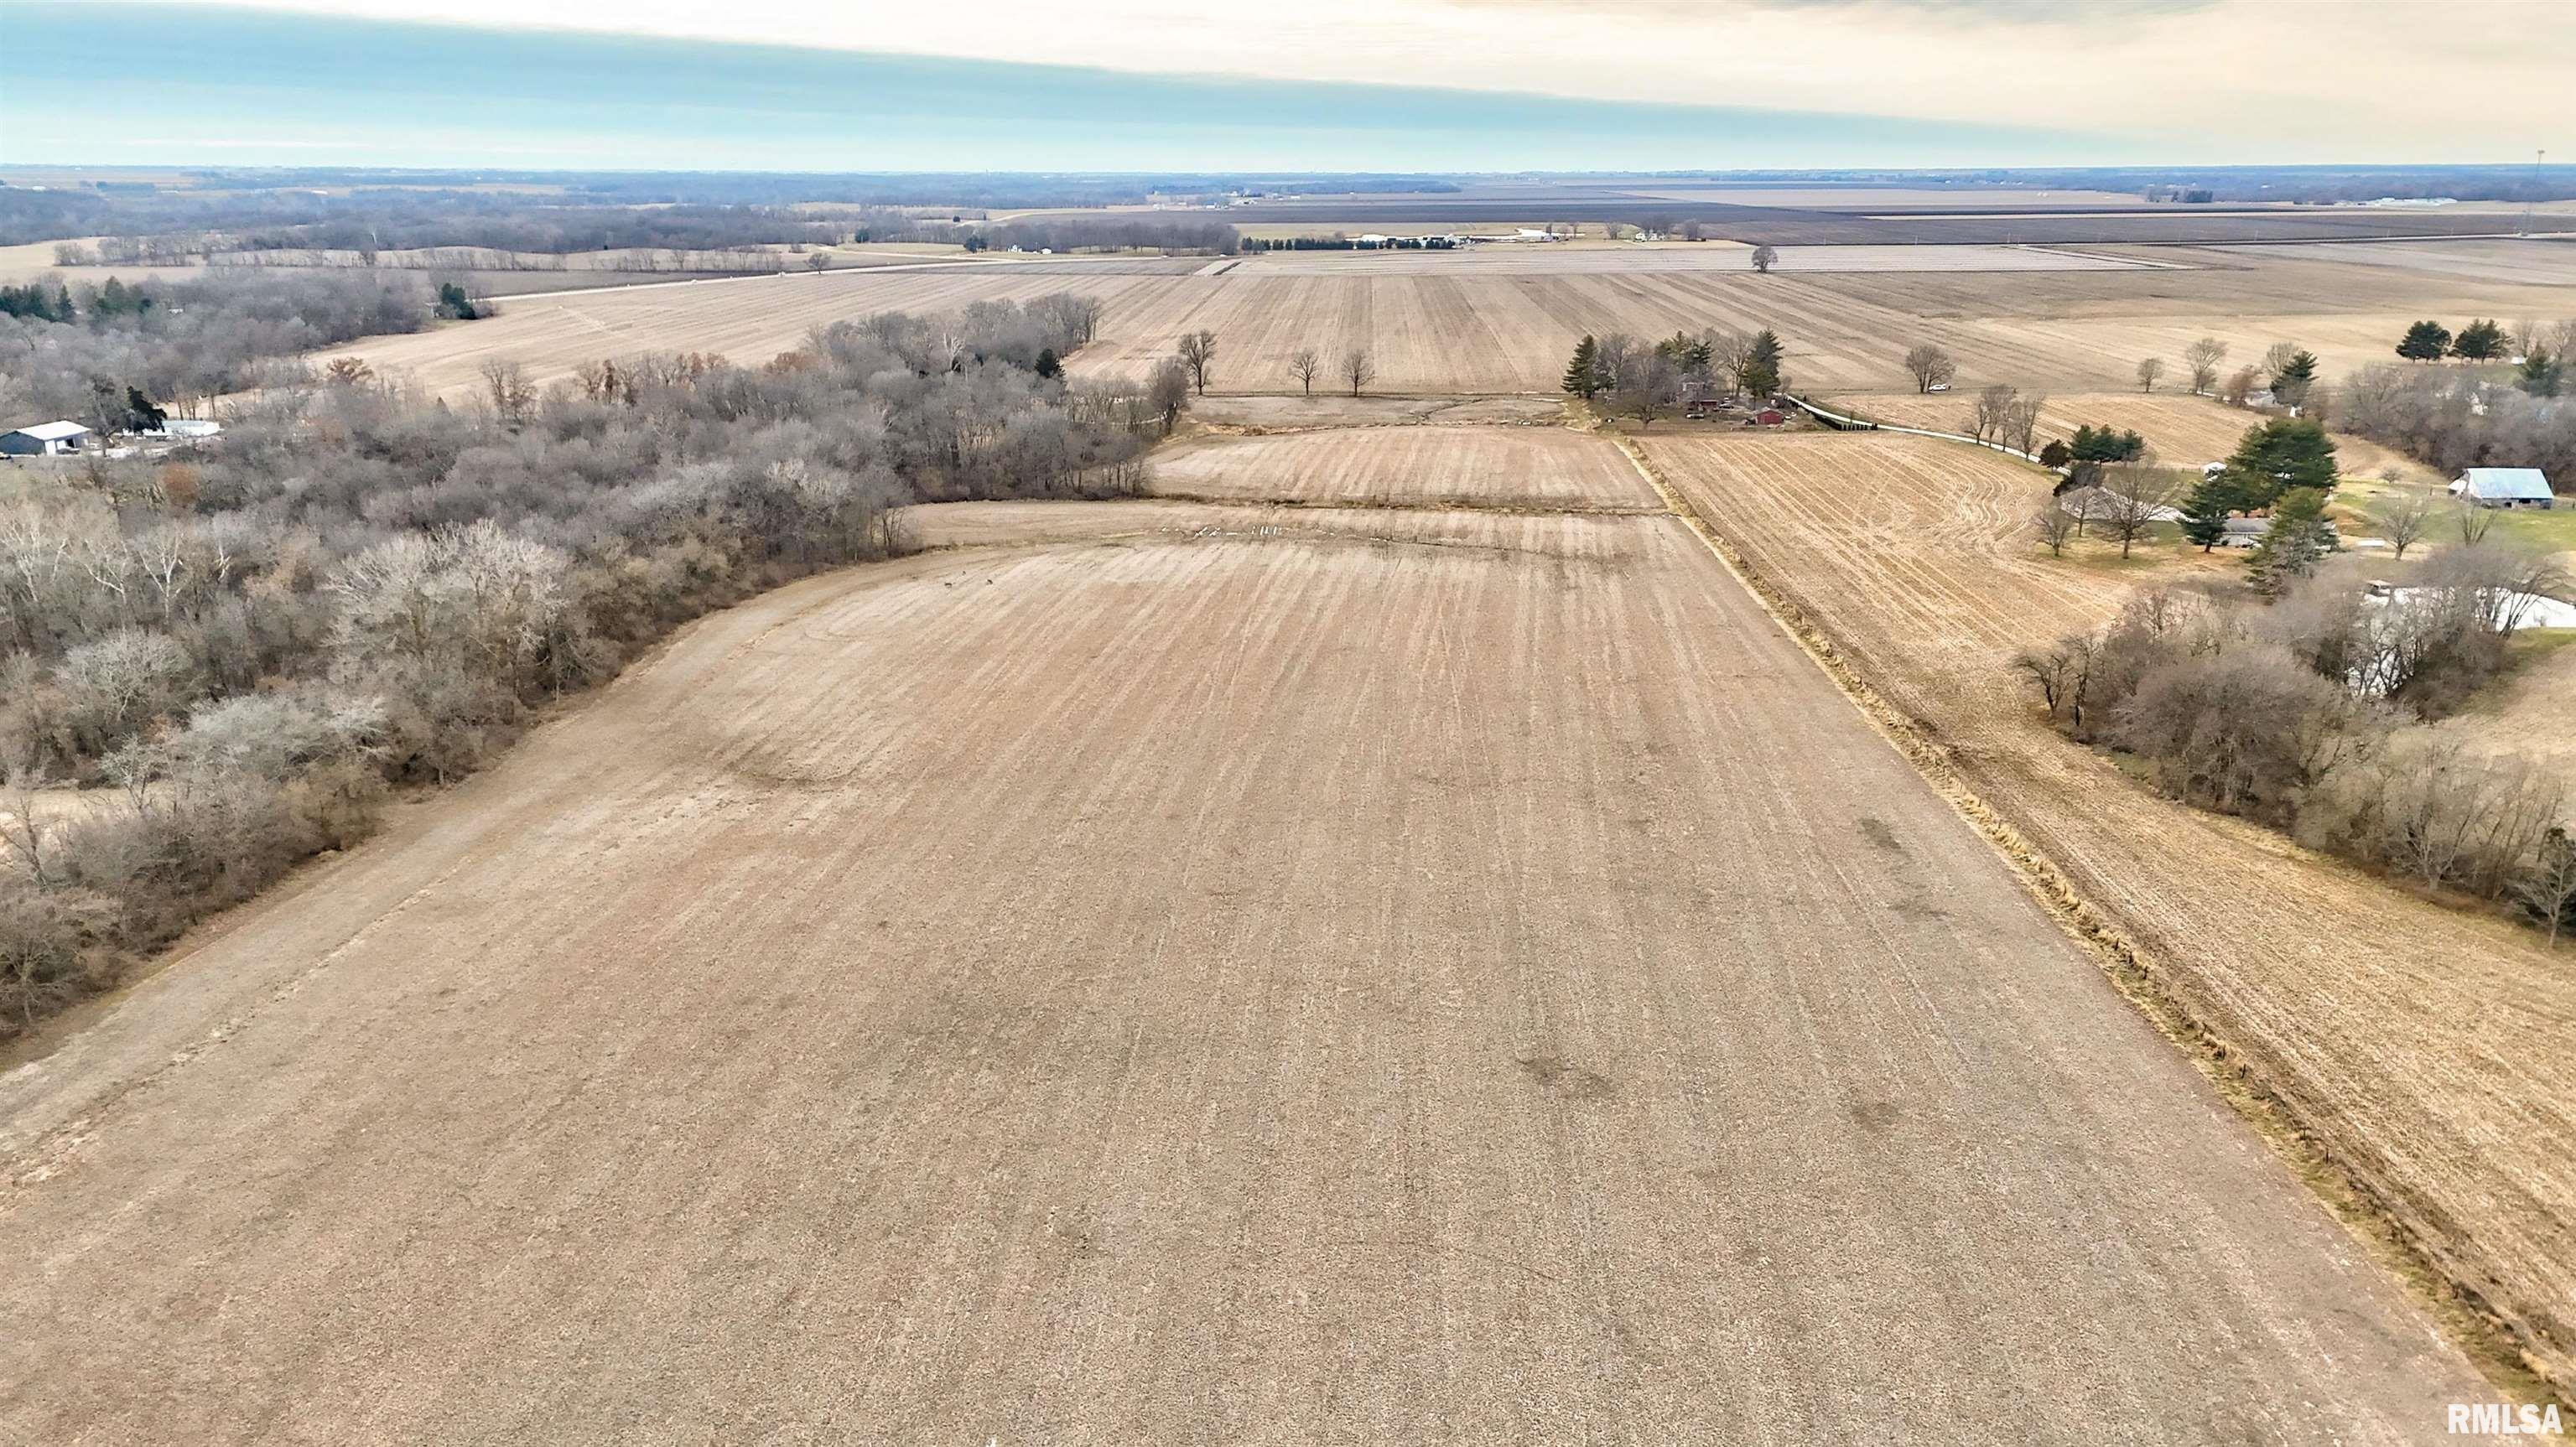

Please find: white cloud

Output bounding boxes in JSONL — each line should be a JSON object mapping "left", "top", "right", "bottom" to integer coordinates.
{"left": 133, "top": 0, "right": 2576, "bottom": 158}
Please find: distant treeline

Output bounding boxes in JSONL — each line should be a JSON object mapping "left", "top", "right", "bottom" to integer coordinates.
{"left": 0, "top": 172, "right": 1457, "bottom": 246}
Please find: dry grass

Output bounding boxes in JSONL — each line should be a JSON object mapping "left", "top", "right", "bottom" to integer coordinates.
{"left": 1637, "top": 428, "right": 2576, "bottom": 1395}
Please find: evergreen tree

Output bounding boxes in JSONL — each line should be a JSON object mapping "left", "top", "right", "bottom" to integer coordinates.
{"left": 1033, "top": 348, "right": 1062, "bottom": 381}
{"left": 2220, "top": 417, "right": 2337, "bottom": 509}
{"left": 2177, "top": 472, "right": 2237, "bottom": 552}
{"left": 1741, "top": 329, "right": 1786, "bottom": 397}
{"left": 1561, "top": 335, "right": 1602, "bottom": 399}
{"left": 2451, "top": 318, "right": 2506, "bottom": 361}
{"left": 2037, "top": 439, "right": 2071, "bottom": 469}
{"left": 2396, "top": 319, "right": 2451, "bottom": 361}
{"left": 124, "top": 386, "right": 167, "bottom": 433}
{"left": 2246, "top": 487, "right": 2331, "bottom": 596}
{"left": 2268, "top": 348, "right": 2319, "bottom": 408}
{"left": 2516, "top": 348, "right": 2564, "bottom": 398}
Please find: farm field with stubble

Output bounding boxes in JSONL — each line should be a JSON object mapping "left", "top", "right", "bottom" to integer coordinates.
{"left": 1636, "top": 428, "right": 2576, "bottom": 1394}
{"left": 320, "top": 237, "right": 2576, "bottom": 405}
{"left": 0, "top": 423, "right": 2501, "bottom": 1444}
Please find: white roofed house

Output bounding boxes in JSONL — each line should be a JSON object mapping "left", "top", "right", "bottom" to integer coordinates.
{"left": 1, "top": 420, "right": 92, "bottom": 457}
{"left": 2449, "top": 468, "right": 2555, "bottom": 509}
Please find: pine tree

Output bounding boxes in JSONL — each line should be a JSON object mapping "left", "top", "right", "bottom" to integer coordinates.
{"left": 2516, "top": 349, "right": 2564, "bottom": 398}
{"left": 1561, "top": 335, "right": 1601, "bottom": 399}
{"left": 2220, "top": 417, "right": 2338, "bottom": 509}
{"left": 2451, "top": 318, "right": 2506, "bottom": 361}
{"left": 1033, "top": 348, "right": 1062, "bottom": 381}
{"left": 2246, "top": 487, "right": 2331, "bottom": 596}
{"left": 2396, "top": 319, "right": 2451, "bottom": 361}
{"left": 2177, "top": 472, "right": 2236, "bottom": 552}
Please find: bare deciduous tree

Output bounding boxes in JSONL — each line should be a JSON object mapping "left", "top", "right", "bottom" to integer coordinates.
{"left": 2002, "top": 393, "right": 2048, "bottom": 457}
{"left": 2033, "top": 504, "right": 2079, "bottom": 558}
{"left": 1749, "top": 245, "right": 1779, "bottom": 274}
{"left": 1903, "top": 344, "right": 1956, "bottom": 395}
{"left": 1148, "top": 356, "right": 1192, "bottom": 433}
{"left": 1288, "top": 348, "right": 1320, "bottom": 397}
{"left": 2135, "top": 357, "right": 2165, "bottom": 392}
{"left": 2182, "top": 337, "right": 2228, "bottom": 395}
{"left": 1970, "top": 384, "right": 2017, "bottom": 444}
{"left": 2381, "top": 490, "right": 2435, "bottom": 560}
{"left": 2518, "top": 829, "right": 2576, "bottom": 946}
{"left": 479, "top": 358, "right": 535, "bottom": 427}
{"left": 1342, "top": 347, "right": 1375, "bottom": 397}
{"left": 2455, "top": 499, "right": 2496, "bottom": 545}
{"left": 1175, "top": 330, "right": 1218, "bottom": 395}
{"left": 2099, "top": 467, "right": 2174, "bottom": 558}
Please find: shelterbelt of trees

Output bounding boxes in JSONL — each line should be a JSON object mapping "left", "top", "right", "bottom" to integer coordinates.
{"left": 0, "top": 292, "right": 1168, "bottom": 1029}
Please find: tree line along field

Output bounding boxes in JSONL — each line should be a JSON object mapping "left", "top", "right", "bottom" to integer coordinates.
{"left": 1825, "top": 389, "right": 2444, "bottom": 478}
{"left": 0, "top": 429, "right": 2500, "bottom": 1440}
{"left": 312, "top": 237, "right": 2576, "bottom": 407}
{"left": 1633, "top": 428, "right": 2576, "bottom": 1393}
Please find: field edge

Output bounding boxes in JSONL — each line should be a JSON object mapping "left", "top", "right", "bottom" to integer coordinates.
{"left": 1602, "top": 423, "right": 2570, "bottom": 1410}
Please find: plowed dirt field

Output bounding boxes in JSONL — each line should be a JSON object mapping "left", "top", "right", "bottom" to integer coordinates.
{"left": 0, "top": 422, "right": 2502, "bottom": 1442}
{"left": 1639, "top": 428, "right": 2576, "bottom": 1394}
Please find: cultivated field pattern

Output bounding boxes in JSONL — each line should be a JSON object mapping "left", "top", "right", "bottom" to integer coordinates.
{"left": 319, "top": 239, "right": 2576, "bottom": 405}
{"left": 1639, "top": 429, "right": 2576, "bottom": 1390}
{"left": 0, "top": 425, "right": 2500, "bottom": 1442}
{"left": 1146, "top": 424, "right": 1658, "bottom": 510}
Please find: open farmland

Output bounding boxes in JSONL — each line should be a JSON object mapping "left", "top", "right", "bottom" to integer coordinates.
{"left": 1637, "top": 428, "right": 2576, "bottom": 1393}
{"left": 316, "top": 238, "right": 2576, "bottom": 406}
{"left": 1236, "top": 242, "right": 2168, "bottom": 277}
{"left": 1825, "top": 389, "right": 2443, "bottom": 478}
{"left": 1146, "top": 424, "right": 1657, "bottom": 510}
{"left": 0, "top": 460, "right": 2501, "bottom": 1439}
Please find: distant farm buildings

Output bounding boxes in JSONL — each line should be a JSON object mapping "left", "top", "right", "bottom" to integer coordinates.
{"left": 2449, "top": 468, "right": 2555, "bottom": 510}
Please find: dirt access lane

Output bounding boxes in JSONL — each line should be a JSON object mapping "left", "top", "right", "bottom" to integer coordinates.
{"left": 1, "top": 498, "right": 2493, "bottom": 1443}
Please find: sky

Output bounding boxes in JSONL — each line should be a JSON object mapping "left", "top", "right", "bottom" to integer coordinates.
{"left": 3, "top": 0, "right": 2568, "bottom": 170}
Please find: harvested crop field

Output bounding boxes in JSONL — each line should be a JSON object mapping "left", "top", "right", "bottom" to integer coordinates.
{"left": 319, "top": 243, "right": 2573, "bottom": 404}
{"left": 1147, "top": 424, "right": 1657, "bottom": 510}
{"left": 1638, "top": 428, "right": 2576, "bottom": 1393}
{"left": 0, "top": 465, "right": 2499, "bottom": 1441}
{"left": 1824, "top": 389, "right": 2442, "bottom": 478}
{"left": 1235, "top": 242, "right": 2168, "bottom": 276}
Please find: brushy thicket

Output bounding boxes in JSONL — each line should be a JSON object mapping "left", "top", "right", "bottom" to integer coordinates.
{"left": 0, "top": 270, "right": 442, "bottom": 425}
{"left": 2337, "top": 362, "right": 2576, "bottom": 481}
{"left": 0, "top": 294, "right": 1166, "bottom": 1028}
{"left": 2012, "top": 547, "right": 2576, "bottom": 931}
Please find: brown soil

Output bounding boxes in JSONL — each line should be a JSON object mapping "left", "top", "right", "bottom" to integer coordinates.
{"left": 0, "top": 423, "right": 2505, "bottom": 1442}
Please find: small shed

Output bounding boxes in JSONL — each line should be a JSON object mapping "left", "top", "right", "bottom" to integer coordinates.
{"left": 1754, "top": 408, "right": 1785, "bottom": 427}
{"left": 2449, "top": 468, "right": 2555, "bottom": 510}
{"left": 1, "top": 421, "right": 92, "bottom": 457}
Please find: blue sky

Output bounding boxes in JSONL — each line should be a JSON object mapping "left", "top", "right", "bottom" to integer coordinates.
{"left": 3, "top": 3, "right": 2130, "bottom": 170}
{"left": 4, "top": 2, "right": 2562, "bottom": 169}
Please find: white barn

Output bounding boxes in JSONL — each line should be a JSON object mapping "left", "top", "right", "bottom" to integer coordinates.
{"left": 1, "top": 420, "right": 92, "bottom": 457}
{"left": 2449, "top": 468, "right": 2555, "bottom": 510}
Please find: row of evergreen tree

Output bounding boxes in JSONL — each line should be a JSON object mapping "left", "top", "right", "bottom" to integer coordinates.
{"left": 0, "top": 277, "right": 158, "bottom": 325}
{"left": 2396, "top": 318, "right": 2510, "bottom": 362}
